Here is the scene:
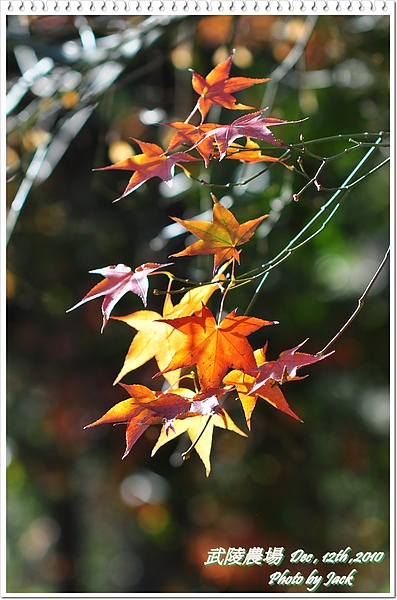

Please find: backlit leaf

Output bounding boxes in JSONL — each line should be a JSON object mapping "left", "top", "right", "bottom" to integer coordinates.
{"left": 152, "top": 401, "right": 247, "bottom": 476}
{"left": 158, "top": 303, "right": 275, "bottom": 390}
{"left": 250, "top": 339, "right": 334, "bottom": 394}
{"left": 216, "top": 138, "right": 293, "bottom": 167}
{"left": 67, "top": 262, "right": 171, "bottom": 332}
{"left": 85, "top": 384, "right": 226, "bottom": 460}
{"left": 200, "top": 109, "right": 306, "bottom": 160}
{"left": 190, "top": 49, "right": 269, "bottom": 121}
{"left": 171, "top": 194, "right": 268, "bottom": 275}
{"left": 223, "top": 346, "right": 302, "bottom": 429}
{"left": 164, "top": 121, "right": 219, "bottom": 167}
{"left": 112, "top": 269, "right": 226, "bottom": 385}
{"left": 94, "top": 138, "right": 200, "bottom": 201}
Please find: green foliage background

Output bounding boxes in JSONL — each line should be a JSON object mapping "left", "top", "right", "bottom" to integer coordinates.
{"left": 6, "top": 12, "right": 390, "bottom": 593}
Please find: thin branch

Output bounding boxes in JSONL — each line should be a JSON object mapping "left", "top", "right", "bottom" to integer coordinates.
{"left": 348, "top": 138, "right": 390, "bottom": 148}
{"left": 242, "top": 200, "right": 344, "bottom": 314}
{"left": 343, "top": 157, "right": 391, "bottom": 190}
{"left": 292, "top": 159, "right": 327, "bottom": 201}
{"left": 288, "top": 131, "right": 389, "bottom": 149}
{"left": 269, "top": 135, "right": 384, "bottom": 264}
{"left": 318, "top": 246, "right": 390, "bottom": 356}
{"left": 187, "top": 158, "right": 289, "bottom": 189}
{"left": 241, "top": 135, "right": 385, "bottom": 314}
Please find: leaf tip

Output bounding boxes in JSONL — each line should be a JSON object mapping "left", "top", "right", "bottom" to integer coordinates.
{"left": 121, "top": 444, "right": 132, "bottom": 460}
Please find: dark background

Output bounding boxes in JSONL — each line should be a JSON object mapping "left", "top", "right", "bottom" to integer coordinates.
{"left": 6, "top": 13, "right": 390, "bottom": 593}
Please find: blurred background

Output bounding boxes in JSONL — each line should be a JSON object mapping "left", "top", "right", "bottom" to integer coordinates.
{"left": 6, "top": 12, "right": 390, "bottom": 593}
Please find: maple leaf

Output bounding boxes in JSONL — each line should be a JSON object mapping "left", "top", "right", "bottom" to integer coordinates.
{"left": 164, "top": 121, "right": 220, "bottom": 167}
{"left": 190, "top": 49, "right": 270, "bottom": 121}
{"left": 152, "top": 393, "right": 247, "bottom": 476}
{"left": 250, "top": 339, "right": 334, "bottom": 395}
{"left": 112, "top": 268, "right": 226, "bottom": 386}
{"left": 84, "top": 384, "right": 228, "bottom": 460}
{"left": 200, "top": 108, "right": 306, "bottom": 160}
{"left": 158, "top": 303, "right": 276, "bottom": 390}
{"left": 223, "top": 345, "right": 302, "bottom": 429}
{"left": 94, "top": 139, "right": 200, "bottom": 201}
{"left": 171, "top": 194, "right": 268, "bottom": 275}
{"left": 216, "top": 138, "right": 293, "bottom": 168}
{"left": 67, "top": 262, "right": 171, "bottom": 333}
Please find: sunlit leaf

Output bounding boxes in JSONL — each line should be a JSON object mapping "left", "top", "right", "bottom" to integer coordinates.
{"left": 171, "top": 194, "right": 268, "bottom": 275}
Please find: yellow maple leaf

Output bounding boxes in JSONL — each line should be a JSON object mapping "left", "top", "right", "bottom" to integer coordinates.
{"left": 152, "top": 406, "right": 247, "bottom": 476}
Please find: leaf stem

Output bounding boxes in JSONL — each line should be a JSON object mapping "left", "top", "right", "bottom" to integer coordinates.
{"left": 181, "top": 415, "right": 213, "bottom": 462}
{"left": 217, "top": 259, "right": 236, "bottom": 324}
{"left": 184, "top": 101, "right": 200, "bottom": 124}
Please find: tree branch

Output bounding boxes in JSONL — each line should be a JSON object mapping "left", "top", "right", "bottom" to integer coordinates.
{"left": 318, "top": 246, "right": 390, "bottom": 355}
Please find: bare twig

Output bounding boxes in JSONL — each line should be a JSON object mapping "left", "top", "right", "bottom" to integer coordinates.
{"left": 241, "top": 134, "right": 386, "bottom": 314}
{"left": 318, "top": 246, "right": 390, "bottom": 355}
{"left": 289, "top": 131, "right": 389, "bottom": 148}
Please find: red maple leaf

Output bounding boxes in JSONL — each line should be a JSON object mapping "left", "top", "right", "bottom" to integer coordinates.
{"left": 158, "top": 303, "right": 276, "bottom": 390}
{"left": 66, "top": 262, "right": 171, "bottom": 332}
{"left": 94, "top": 139, "right": 200, "bottom": 201}
{"left": 84, "top": 384, "right": 226, "bottom": 459}
{"left": 199, "top": 108, "right": 306, "bottom": 160}
{"left": 223, "top": 345, "right": 302, "bottom": 429}
{"left": 250, "top": 339, "right": 334, "bottom": 394}
{"left": 170, "top": 194, "right": 268, "bottom": 275}
{"left": 190, "top": 49, "right": 270, "bottom": 121}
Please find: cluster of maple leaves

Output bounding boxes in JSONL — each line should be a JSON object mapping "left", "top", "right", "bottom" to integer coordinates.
{"left": 68, "top": 51, "right": 333, "bottom": 475}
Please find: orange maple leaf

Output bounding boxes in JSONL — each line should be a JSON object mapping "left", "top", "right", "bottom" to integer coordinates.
{"left": 223, "top": 345, "right": 302, "bottom": 430}
{"left": 190, "top": 49, "right": 270, "bottom": 121}
{"left": 94, "top": 139, "right": 200, "bottom": 201}
{"left": 158, "top": 303, "right": 276, "bottom": 390}
{"left": 164, "top": 121, "right": 220, "bottom": 167}
{"left": 171, "top": 194, "right": 268, "bottom": 275}
{"left": 215, "top": 138, "right": 293, "bottom": 167}
{"left": 111, "top": 269, "right": 226, "bottom": 386}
